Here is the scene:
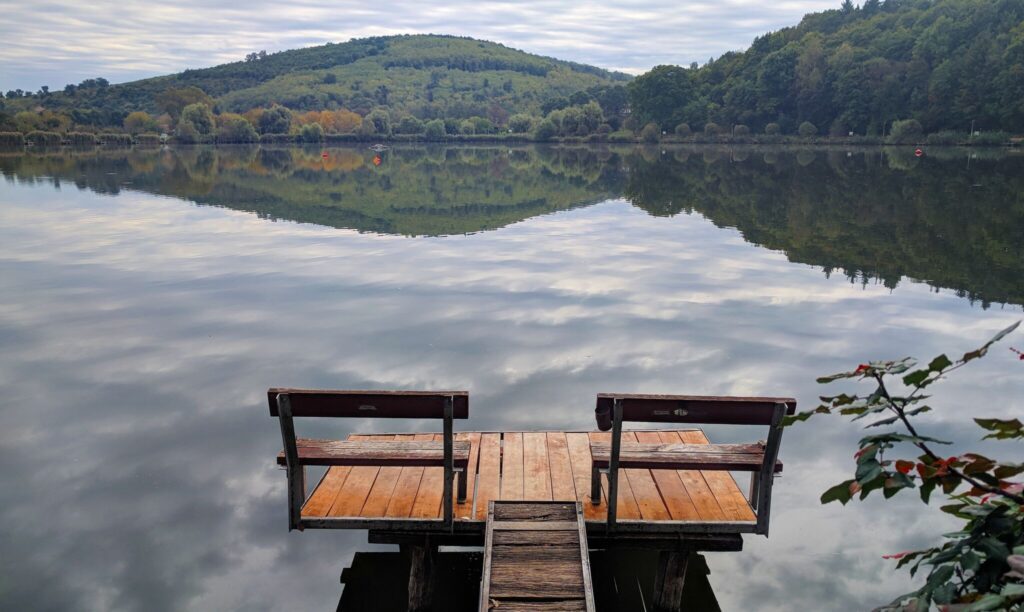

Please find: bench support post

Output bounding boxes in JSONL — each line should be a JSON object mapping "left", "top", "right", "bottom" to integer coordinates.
{"left": 653, "top": 549, "right": 692, "bottom": 612}
{"left": 754, "top": 402, "right": 787, "bottom": 536}
{"left": 442, "top": 396, "right": 454, "bottom": 530}
{"left": 276, "top": 393, "right": 305, "bottom": 531}
{"left": 606, "top": 398, "right": 623, "bottom": 529}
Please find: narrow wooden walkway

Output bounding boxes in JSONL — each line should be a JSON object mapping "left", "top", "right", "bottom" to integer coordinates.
{"left": 480, "top": 501, "right": 595, "bottom": 611}
{"left": 301, "top": 430, "right": 757, "bottom": 531}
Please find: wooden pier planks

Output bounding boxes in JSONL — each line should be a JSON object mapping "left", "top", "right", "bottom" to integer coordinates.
{"left": 300, "top": 429, "right": 757, "bottom": 527}
{"left": 481, "top": 501, "right": 595, "bottom": 611}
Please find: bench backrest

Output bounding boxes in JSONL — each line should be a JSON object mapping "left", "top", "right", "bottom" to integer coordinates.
{"left": 595, "top": 393, "right": 795, "bottom": 430}
{"left": 267, "top": 388, "right": 470, "bottom": 419}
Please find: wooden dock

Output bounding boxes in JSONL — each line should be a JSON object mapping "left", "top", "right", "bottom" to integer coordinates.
{"left": 298, "top": 429, "right": 757, "bottom": 533}
{"left": 480, "top": 501, "right": 595, "bottom": 611}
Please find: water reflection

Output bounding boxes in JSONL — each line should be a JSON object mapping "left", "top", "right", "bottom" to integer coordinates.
{"left": 2, "top": 144, "right": 1021, "bottom": 307}
{"left": 0, "top": 145, "right": 1021, "bottom": 611}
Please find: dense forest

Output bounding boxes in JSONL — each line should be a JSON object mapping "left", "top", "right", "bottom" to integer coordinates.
{"left": 1, "top": 0, "right": 1022, "bottom": 143}
{"left": 628, "top": 0, "right": 1024, "bottom": 136}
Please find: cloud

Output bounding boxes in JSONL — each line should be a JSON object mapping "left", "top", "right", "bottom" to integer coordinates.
{"left": 0, "top": 0, "right": 840, "bottom": 90}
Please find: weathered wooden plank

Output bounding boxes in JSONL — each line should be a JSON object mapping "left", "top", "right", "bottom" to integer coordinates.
{"left": 485, "top": 601, "right": 587, "bottom": 611}
{"left": 276, "top": 439, "right": 471, "bottom": 467}
{"left": 493, "top": 531, "right": 580, "bottom": 546}
{"left": 360, "top": 434, "right": 413, "bottom": 517}
{"left": 491, "top": 521, "right": 581, "bottom": 531}
{"left": 634, "top": 431, "right": 699, "bottom": 521}
{"left": 590, "top": 441, "right": 775, "bottom": 472}
{"left": 493, "top": 502, "right": 576, "bottom": 521}
{"left": 523, "top": 432, "right": 553, "bottom": 501}
{"left": 301, "top": 465, "right": 352, "bottom": 517}
{"left": 588, "top": 432, "right": 641, "bottom": 520}
{"left": 454, "top": 432, "right": 481, "bottom": 519}
{"left": 267, "top": 388, "right": 469, "bottom": 418}
{"left": 384, "top": 433, "right": 434, "bottom": 518}
{"left": 681, "top": 430, "right": 756, "bottom": 522}
{"left": 659, "top": 431, "right": 726, "bottom": 521}
{"left": 328, "top": 435, "right": 391, "bottom": 517}
{"left": 410, "top": 434, "right": 445, "bottom": 518}
{"left": 594, "top": 394, "right": 796, "bottom": 428}
{"left": 475, "top": 433, "right": 502, "bottom": 520}
{"left": 546, "top": 433, "right": 577, "bottom": 501}
{"left": 564, "top": 433, "right": 605, "bottom": 520}
{"left": 619, "top": 432, "right": 672, "bottom": 521}
{"left": 501, "top": 433, "right": 525, "bottom": 501}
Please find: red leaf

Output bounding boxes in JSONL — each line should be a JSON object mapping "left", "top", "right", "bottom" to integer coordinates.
{"left": 895, "top": 460, "right": 914, "bottom": 475}
{"left": 882, "top": 551, "right": 912, "bottom": 560}
{"left": 855, "top": 364, "right": 871, "bottom": 374}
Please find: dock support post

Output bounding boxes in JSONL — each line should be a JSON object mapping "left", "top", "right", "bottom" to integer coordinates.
{"left": 652, "top": 550, "right": 691, "bottom": 612}
{"left": 403, "top": 536, "right": 436, "bottom": 612}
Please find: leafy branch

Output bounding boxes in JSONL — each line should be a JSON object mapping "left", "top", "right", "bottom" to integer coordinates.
{"left": 786, "top": 321, "right": 1024, "bottom": 610}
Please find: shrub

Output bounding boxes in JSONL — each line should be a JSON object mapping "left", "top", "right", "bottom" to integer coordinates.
{"left": 674, "top": 123, "right": 691, "bottom": 137}
{"left": 798, "top": 121, "right": 818, "bottom": 137}
{"left": 596, "top": 123, "right": 612, "bottom": 135}
{"left": 508, "top": 114, "right": 534, "bottom": 133}
{"left": 470, "top": 116, "right": 496, "bottom": 134}
{"left": 764, "top": 122, "right": 781, "bottom": 136}
{"left": 100, "top": 133, "right": 133, "bottom": 146}
{"left": 258, "top": 105, "right": 292, "bottom": 134}
{"left": 0, "top": 132, "right": 25, "bottom": 146}
{"left": 607, "top": 130, "right": 635, "bottom": 143}
{"left": 65, "top": 132, "right": 97, "bottom": 146}
{"left": 925, "top": 131, "right": 963, "bottom": 145}
{"left": 297, "top": 122, "right": 325, "bottom": 143}
{"left": 179, "top": 103, "right": 214, "bottom": 136}
{"left": 123, "top": 111, "right": 157, "bottom": 134}
{"left": 970, "top": 131, "right": 1010, "bottom": 146}
{"left": 136, "top": 133, "right": 162, "bottom": 146}
{"left": 364, "top": 109, "right": 391, "bottom": 136}
{"left": 26, "top": 131, "right": 61, "bottom": 146}
{"left": 640, "top": 122, "right": 660, "bottom": 143}
{"left": 733, "top": 124, "right": 750, "bottom": 137}
{"left": 532, "top": 119, "right": 557, "bottom": 140}
{"left": 423, "top": 119, "right": 446, "bottom": 140}
{"left": 217, "top": 116, "right": 258, "bottom": 143}
{"left": 888, "top": 119, "right": 923, "bottom": 143}
{"left": 704, "top": 122, "right": 721, "bottom": 136}
{"left": 459, "top": 120, "right": 476, "bottom": 135}
{"left": 395, "top": 116, "right": 424, "bottom": 134}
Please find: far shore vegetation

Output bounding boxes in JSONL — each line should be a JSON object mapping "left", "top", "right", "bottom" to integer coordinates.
{"left": 2, "top": 0, "right": 1023, "bottom": 148}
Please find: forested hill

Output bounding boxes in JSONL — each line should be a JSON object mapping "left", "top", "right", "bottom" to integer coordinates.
{"left": 629, "top": 0, "right": 1024, "bottom": 136}
{"left": 12, "top": 35, "right": 629, "bottom": 124}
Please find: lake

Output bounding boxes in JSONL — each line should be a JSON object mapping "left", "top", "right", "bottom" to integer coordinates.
{"left": 1, "top": 144, "right": 1022, "bottom": 611}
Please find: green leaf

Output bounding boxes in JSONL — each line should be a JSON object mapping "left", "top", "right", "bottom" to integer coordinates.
{"left": 961, "top": 550, "right": 980, "bottom": 571}
{"left": 920, "top": 479, "right": 937, "bottom": 504}
{"left": 960, "top": 320, "right": 1021, "bottom": 363}
{"left": 902, "top": 369, "right": 930, "bottom": 387}
{"left": 856, "top": 459, "right": 883, "bottom": 483}
{"left": 976, "top": 537, "right": 1010, "bottom": 561}
{"left": 820, "top": 480, "right": 855, "bottom": 505}
{"left": 927, "top": 354, "right": 952, "bottom": 372}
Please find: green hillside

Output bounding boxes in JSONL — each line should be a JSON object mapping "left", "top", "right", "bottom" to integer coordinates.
{"left": 628, "top": 0, "right": 1024, "bottom": 135}
{"left": 5, "top": 35, "right": 628, "bottom": 126}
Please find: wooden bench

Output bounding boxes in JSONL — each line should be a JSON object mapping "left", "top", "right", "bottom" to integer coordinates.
{"left": 268, "top": 388, "right": 469, "bottom": 530}
{"left": 589, "top": 394, "right": 795, "bottom": 535}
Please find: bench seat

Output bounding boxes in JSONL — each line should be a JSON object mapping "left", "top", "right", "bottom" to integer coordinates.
{"left": 277, "top": 438, "right": 471, "bottom": 467}
{"left": 590, "top": 441, "right": 782, "bottom": 473}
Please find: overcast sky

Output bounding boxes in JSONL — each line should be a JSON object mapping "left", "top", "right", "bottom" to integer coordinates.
{"left": 1, "top": 0, "right": 840, "bottom": 92}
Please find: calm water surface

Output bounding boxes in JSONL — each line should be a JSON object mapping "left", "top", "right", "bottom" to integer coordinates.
{"left": 1, "top": 144, "right": 1022, "bottom": 611}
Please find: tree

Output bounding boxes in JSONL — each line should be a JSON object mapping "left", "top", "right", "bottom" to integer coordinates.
{"left": 459, "top": 119, "right": 476, "bottom": 135}
{"left": 798, "top": 121, "right": 818, "bottom": 137}
{"left": 423, "top": 119, "right": 445, "bottom": 139}
{"left": 395, "top": 116, "right": 424, "bottom": 134}
{"left": 533, "top": 118, "right": 557, "bottom": 140}
{"left": 155, "top": 86, "right": 212, "bottom": 121}
{"left": 704, "top": 122, "right": 721, "bottom": 136}
{"left": 674, "top": 123, "right": 692, "bottom": 137}
{"left": 258, "top": 105, "right": 292, "bottom": 134}
{"left": 179, "top": 103, "right": 215, "bottom": 136}
{"left": 841, "top": 0, "right": 854, "bottom": 14}
{"left": 123, "top": 111, "right": 157, "bottom": 135}
{"left": 627, "top": 65, "right": 694, "bottom": 132}
{"left": 365, "top": 109, "right": 391, "bottom": 136}
{"left": 888, "top": 119, "right": 923, "bottom": 143}
{"left": 508, "top": 114, "right": 534, "bottom": 133}
{"left": 217, "top": 115, "right": 258, "bottom": 143}
{"left": 298, "top": 122, "right": 324, "bottom": 143}
{"left": 785, "top": 322, "right": 1024, "bottom": 610}
{"left": 640, "top": 122, "right": 660, "bottom": 143}
{"left": 765, "top": 122, "right": 781, "bottom": 135}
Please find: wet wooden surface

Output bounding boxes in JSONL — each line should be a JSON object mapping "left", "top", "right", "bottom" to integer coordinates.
{"left": 301, "top": 430, "right": 757, "bottom": 525}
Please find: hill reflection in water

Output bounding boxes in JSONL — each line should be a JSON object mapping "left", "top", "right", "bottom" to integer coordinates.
{"left": 2, "top": 144, "right": 1021, "bottom": 306}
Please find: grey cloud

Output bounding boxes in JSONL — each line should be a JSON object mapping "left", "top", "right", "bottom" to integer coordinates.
{"left": 2, "top": 0, "right": 839, "bottom": 90}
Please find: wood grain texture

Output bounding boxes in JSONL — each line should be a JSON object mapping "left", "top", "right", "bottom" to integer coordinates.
{"left": 454, "top": 432, "right": 481, "bottom": 519}
{"left": 360, "top": 434, "right": 413, "bottom": 517}
{"left": 680, "top": 430, "right": 756, "bottom": 521}
{"left": 329, "top": 434, "right": 389, "bottom": 517}
{"left": 475, "top": 433, "right": 502, "bottom": 520}
{"left": 277, "top": 438, "right": 471, "bottom": 467}
{"left": 384, "top": 433, "right": 434, "bottom": 518}
{"left": 588, "top": 432, "right": 641, "bottom": 520}
{"left": 659, "top": 430, "right": 726, "bottom": 521}
{"left": 501, "top": 433, "right": 525, "bottom": 501}
{"left": 546, "top": 433, "right": 577, "bottom": 501}
{"left": 589, "top": 441, "right": 778, "bottom": 472}
{"left": 635, "top": 431, "right": 699, "bottom": 521}
{"left": 410, "top": 434, "right": 445, "bottom": 518}
{"left": 523, "top": 432, "right": 553, "bottom": 501}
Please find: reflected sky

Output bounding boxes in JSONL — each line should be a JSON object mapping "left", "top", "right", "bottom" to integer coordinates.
{"left": 0, "top": 146, "right": 1022, "bottom": 611}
